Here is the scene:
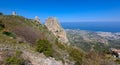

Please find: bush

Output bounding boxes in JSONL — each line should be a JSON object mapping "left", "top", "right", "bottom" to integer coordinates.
{"left": 4, "top": 56, "right": 24, "bottom": 65}
{"left": 116, "top": 59, "right": 120, "bottom": 64}
{"left": 4, "top": 51, "right": 24, "bottom": 65}
{"left": 0, "top": 20, "right": 5, "bottom": 30}
{"left": 67, "top": 47, "right": 84, "bottom": 65}
{"left": 56, "top": 40, "right": 66, "bottom": 50}
{"left": 3, "top": 31, "right": 16, "bottom": 39}
{"left": 15, "top": 50, "right": 23, "bottom": 57}
{"left": 35, "top": 39, "right": 53, "bottom": 57}
{"left": 0, "top": 24, "right": 5, "bottom": 30}
{"left": 0, "top": 12, "right": 3, "bottom": 15}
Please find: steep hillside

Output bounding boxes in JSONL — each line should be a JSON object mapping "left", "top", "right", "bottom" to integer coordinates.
{"left": 0, "top": 13, "right": 119, "bottom": 65}
{"left": 0, "top": 15, "right": 44, "bottom": 44}
{"left": 0, "top": 14, "right": 85, "bottom": 65}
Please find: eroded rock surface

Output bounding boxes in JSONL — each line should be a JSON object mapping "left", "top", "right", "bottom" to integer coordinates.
{"left": 45, "top": 17, "right": 69, "bottom": 45}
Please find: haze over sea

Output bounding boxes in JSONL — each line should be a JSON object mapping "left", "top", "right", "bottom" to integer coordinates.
{"left": 61, "top": 22, "right": 120, "bottom": 33}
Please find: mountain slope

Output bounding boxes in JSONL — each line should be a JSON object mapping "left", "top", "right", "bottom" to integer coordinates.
{"left": 0, "top": 13, "right": 118, "bottom": 65}
{"left": 0, "top": 14, "right": 84, "bottom": 65}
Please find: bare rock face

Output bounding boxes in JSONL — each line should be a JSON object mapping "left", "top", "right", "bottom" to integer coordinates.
{"left": 45, "top": 17, "right": 69, "bottom": 45}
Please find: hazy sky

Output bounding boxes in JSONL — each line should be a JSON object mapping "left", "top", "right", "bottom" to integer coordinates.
{"left": 0, "top": 0, "right": 120, "bottom": 22}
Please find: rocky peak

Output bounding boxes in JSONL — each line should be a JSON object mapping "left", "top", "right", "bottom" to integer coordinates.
{"left": 45, "top": 17, "right": 69, "bottom": 45}
{"left": 35, "top": 16, "right": 41, "bottom": 24}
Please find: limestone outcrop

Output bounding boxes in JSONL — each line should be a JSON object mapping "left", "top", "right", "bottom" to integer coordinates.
{"left": 35, "top": 16, "right": 41, "bottom": 24}
{"left": 45, "top": 17, "right": 69, "bottom": 45}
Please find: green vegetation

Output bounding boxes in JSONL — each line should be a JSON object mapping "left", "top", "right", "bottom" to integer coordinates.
{"left": 83, "top": 51, "right": 116, "bottom": 65}
{"left": 67, "top": 47, "right": 84, "bottom": 65}
{"left": 3, "top": 31, "right": 16, "bottom": 39}
{"left": 0, "top": 20, "right": 5, "bottom": 30}
{"left": 4, "top": 51, "right": 24, "bottom": 65}
{"left": 93, "top": 42, "right": 108, "bottom": 52}
{"left": 116, "top": 59, "right": 120, "bottom": 64}
{"left": 15, "top": 50, "right": 23, "bottom": 56}
{"left": 56, "top": 40, "right": 66, "bottom": 50}
{"left": 4, "top": 56, "right": 24, "bottom": 65}
{"left": 35, "top": 39, "right": 53, "bottom": 57}
{"left": 56, "top": 39, "right": 84, "bottom": 65}
{"left": 0, "top": 12, "right": 117, "bottom": 65}
{"left": 0, "top": 12, "right": 3, "bottom": 15}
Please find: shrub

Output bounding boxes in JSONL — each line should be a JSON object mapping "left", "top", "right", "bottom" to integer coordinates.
{"left": 0, "top": 20, "right": 5, "bottom": 30}
{"left": 4, "top": 51, "right": 24, "bottom": 65}
{"left": 116, "top": 59, "right": 120, "bottom": 64}
{"left": 0, "top": 12, "right": 3, "bottom": 15}
{"left": 3, "top": 31, "right": 16, "bottom": 39}
{"left": 15, "top": 50, "right": 23, "bottom": 57}
{"left": 4, "top": 56, "right": 24, "bottom": 65}
{"left": 35, "top": 39, "right": 53, "bottom": 57}
{"left": 67, "top": 47, "right": 84, "bottom": 65}
{"left": 56, "top": 40, "right": 66, "bottom": 50}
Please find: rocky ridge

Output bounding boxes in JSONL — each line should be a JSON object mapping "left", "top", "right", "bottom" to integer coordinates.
{"left": 0, "top": 13, "right": 73, "bottom": 65}
{"left": 45, "top": 17, "right": 69, "bottom": 45}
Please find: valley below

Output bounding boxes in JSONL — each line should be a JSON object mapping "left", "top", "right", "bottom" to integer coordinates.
{"left": 66, "top": 29, "right": 120, "bottom": 52}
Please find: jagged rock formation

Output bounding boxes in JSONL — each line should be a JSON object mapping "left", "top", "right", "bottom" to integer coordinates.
{"left": 45, "top": 17, "right": 69, "bottom": 45}
{"left": 12, "top": 11, "right": 16, "bottom": 15}
{"left": 35, "top": 16, "right": 41, "bottom": 24}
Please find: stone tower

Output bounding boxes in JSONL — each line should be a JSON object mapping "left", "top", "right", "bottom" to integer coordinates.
{"left": 12, "top": 11, "right": 16, "bottom": 16}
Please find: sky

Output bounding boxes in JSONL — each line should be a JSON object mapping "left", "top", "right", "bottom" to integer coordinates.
{"left": 0, "top": 0, "right": 120, "bottom": 22}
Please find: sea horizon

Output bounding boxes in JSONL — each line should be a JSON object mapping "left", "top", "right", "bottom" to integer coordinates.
{"left": 61, "top": 22, "right": 120, "bottom": 33}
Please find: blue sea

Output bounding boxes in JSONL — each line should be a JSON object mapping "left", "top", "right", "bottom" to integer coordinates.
{"left": 61, "top": 22, "right": 120, "bottom": 32}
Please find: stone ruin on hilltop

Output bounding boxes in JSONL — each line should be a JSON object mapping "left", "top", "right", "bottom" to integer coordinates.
{"left": 12, "top": 11, "right": 16, "bottom": 16}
